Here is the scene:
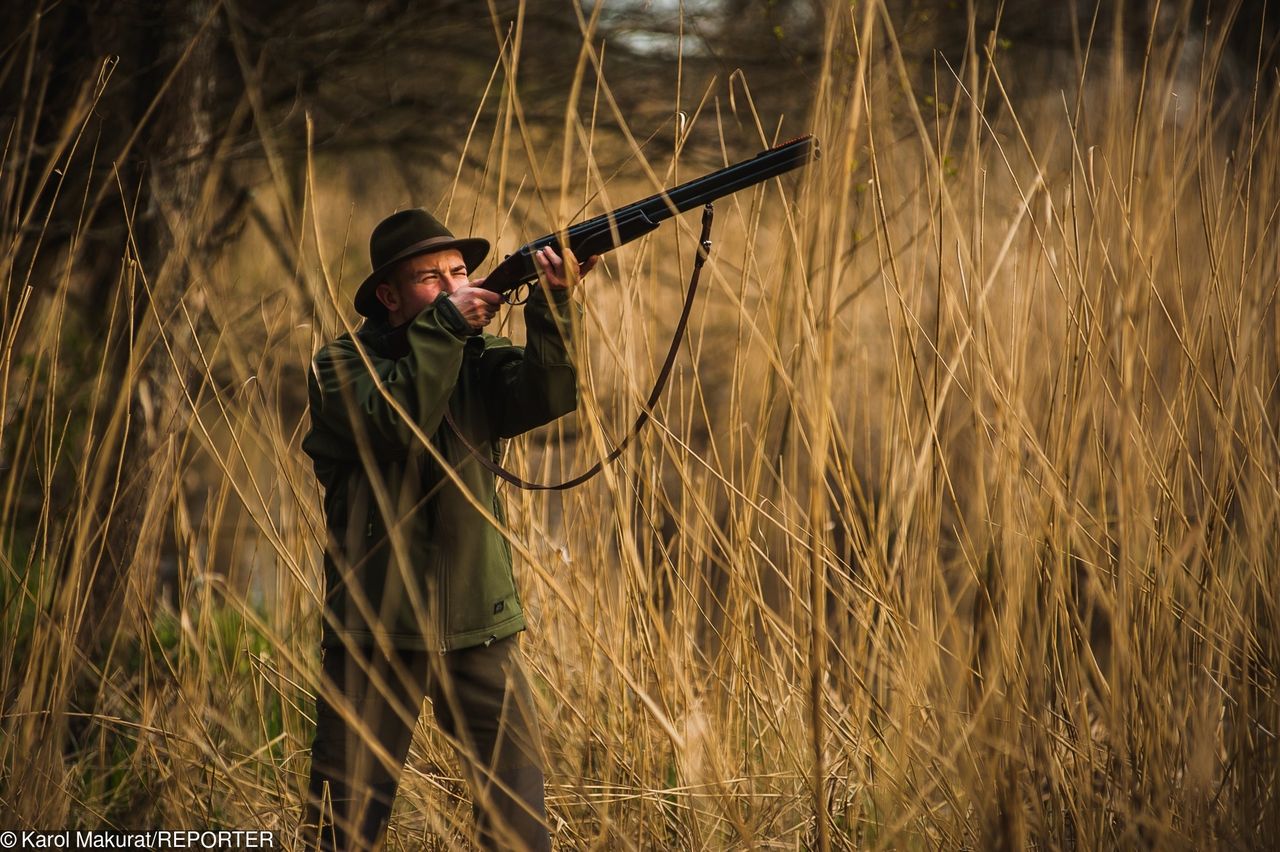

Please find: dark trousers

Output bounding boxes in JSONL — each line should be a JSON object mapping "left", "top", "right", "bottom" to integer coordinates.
{"left": 301, "top": 636, "right": 550, "bottom": 852}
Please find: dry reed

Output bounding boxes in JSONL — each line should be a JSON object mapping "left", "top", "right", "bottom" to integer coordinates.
{"left": 1, "top": 2, "right": 1277, "bottom": 849}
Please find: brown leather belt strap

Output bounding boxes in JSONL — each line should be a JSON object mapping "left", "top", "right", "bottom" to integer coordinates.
{"left": 444, "top": 203, "right": 715, "bottom": 491}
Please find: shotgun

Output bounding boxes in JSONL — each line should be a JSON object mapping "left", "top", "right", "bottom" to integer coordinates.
{"left": 481, "top": 135, "right": 820, "bottom": 295}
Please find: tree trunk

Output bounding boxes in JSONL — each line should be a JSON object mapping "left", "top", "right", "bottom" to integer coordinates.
{"left": 74, "top": 0, "right": 219, "bottom": 659}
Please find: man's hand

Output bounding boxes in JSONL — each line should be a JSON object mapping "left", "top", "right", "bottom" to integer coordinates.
{"left": 447, "top": 285, "right": 502, "bottom": 329}
{"left": 534, "top": 246, "right": 599, "bottom": 289}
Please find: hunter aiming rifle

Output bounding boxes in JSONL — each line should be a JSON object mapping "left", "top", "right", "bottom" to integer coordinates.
{"left": 450, "top": 134, "right": 821, "bottom": 489}
{"left": 483, "top": 134, "right": 820, "bottom": 297}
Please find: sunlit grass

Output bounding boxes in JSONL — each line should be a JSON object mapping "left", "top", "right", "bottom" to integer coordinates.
{"left": 2, "top": 2, "right": 1277, "bottom": 849}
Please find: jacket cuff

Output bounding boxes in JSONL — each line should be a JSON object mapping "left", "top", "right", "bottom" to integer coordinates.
{"left": 432, "top": 293, "right": 474, "bottom": 339}
{"left": 523, "top": 284, "right": 579, "bottom": 366}
{"left": 528, "top": 283, "right": 574, "bottom": 308}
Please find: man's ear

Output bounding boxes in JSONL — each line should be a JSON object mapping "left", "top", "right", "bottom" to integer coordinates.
{"left": 375, "top": 281, "right": 399, "bottom": 312}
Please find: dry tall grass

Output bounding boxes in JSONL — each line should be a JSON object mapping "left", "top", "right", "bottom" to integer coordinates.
{"left": 2, "top": 2, "right": 1277, "bottom": 849}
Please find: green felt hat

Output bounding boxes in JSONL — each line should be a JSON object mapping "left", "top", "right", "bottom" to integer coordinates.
{"left": 355, "top": 209, "right": 489, "bottom": 317}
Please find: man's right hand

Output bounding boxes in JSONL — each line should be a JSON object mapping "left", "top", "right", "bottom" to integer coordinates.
{"left": 448, "top": 285, "right": 502, "bottom": 329}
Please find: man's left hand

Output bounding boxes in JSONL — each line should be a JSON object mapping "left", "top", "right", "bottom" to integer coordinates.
{"left": 534, "top": 246, "right": 599, "bottom": 290}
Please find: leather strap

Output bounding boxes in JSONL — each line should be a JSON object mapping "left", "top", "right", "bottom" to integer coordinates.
{"left": 444, "top": 204, "right": 715, "bottom": 491}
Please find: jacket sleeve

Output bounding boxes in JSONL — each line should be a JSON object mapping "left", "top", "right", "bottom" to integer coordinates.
{"left": 480, "top": 286, "right": 583, "bottom": 439}
{"left": 307, "top": 303, "right": 467, "bottom": 460}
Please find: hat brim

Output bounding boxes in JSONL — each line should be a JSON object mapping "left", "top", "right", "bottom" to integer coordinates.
{"left": 354, "top": 235, "right": 490, "bottom": 317}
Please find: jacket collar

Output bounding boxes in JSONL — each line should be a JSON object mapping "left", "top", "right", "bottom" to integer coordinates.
{"left": 355, "top": 314, "right": 411, "bottom": 359}
{"left": 356, "top": 314, "right": 487, "bottom": 360}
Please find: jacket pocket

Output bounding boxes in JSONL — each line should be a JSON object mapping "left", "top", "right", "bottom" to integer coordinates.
{"left": 442, "top": 536, "right": 520, "bottom": 641}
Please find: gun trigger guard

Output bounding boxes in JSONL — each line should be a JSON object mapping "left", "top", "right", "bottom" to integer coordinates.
{"left": 502, "top": 283, "right": 532, "bottom": 306}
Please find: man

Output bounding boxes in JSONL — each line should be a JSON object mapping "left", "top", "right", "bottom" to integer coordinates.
{"left": 300, "top": 208, "right": 596, "bottom": 851}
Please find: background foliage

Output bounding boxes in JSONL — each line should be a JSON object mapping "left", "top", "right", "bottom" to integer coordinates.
{"left": 2, "top": 0, "right": 1278, "bottom": 848}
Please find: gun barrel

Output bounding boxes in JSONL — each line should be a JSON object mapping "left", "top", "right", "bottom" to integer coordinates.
{"left": 483, "top": 135, "right": 820, "bottom": 294}
{"left": 628, "top": 135, "right": 819, "bottom": 221}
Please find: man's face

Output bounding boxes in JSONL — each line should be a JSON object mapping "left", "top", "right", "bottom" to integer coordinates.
{"left": 375, "top": 248, "right": 468, "bottom": 323}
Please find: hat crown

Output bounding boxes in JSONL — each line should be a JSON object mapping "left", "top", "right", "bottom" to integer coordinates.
{"left": 369, "top": 209, "right": 453, "bottom": 270}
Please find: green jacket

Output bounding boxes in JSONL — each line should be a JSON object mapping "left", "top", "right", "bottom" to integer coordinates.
{"left": 302, "top": 288, "right": 579, "bottom": 652}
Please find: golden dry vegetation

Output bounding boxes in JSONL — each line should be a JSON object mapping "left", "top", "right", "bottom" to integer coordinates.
{"left": 2, "top": 2, "right": 1278, "bottom": 849}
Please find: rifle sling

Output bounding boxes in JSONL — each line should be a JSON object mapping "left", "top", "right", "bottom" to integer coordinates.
{"left": 444, "top": 203, "right": 715, "bottom": 491}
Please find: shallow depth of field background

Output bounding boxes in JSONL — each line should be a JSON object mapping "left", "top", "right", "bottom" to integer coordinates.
{"left": 1, "top": 1, "right": 1278, "bottom": 848}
